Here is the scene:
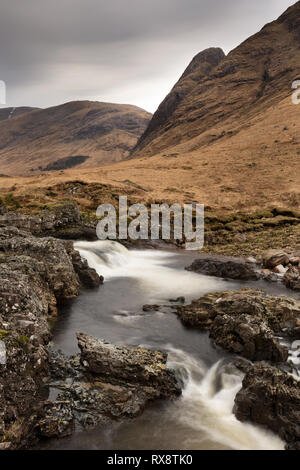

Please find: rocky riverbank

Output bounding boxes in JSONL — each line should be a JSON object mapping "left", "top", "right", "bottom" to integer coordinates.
{"left": 0, "top": 226, "right": 102, "bottom": 449}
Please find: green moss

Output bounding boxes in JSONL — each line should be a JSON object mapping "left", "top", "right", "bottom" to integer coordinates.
{"left": 0, "top": 330, "right": 10, "bottom": 340}
{"left": 16, "top": 335, "right": 29, "bottom": 347}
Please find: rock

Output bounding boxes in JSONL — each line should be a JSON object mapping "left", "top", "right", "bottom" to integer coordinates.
{"left": 210, "top": 314, "right": 288, "bottom": 362}
{"left": 245, "top": 256, "right": 257, "bottom": 264}
{"left": 143, "top": 305, "right": 161, "bottom": 312}
{"left": 186, "top": 255, "right": 260, "bottom": 281}
{"left": 37, "top": 338, "right": 182, "bottom": 438}
{"left": 233, "top": 233, "right": 247, "bottom": 243}
{"left": 176, "top": 288, "right": 300, "bottom": 336}
{"left": 261, "top": 268, "right": 271, "bottom": 276}
{"left": 284, "top": 267, "right": 300, "bottom": 291}
{"left": 273, "top": 264, "right": 288, "bottom": 274}
{"left": 234, "top": 364, "right": 300, "bottom": 450}
{"left": 262, "top": 249, "right": 290, "bottom": 268}
{"left": 0, "top": 442, "right": 12, "bottom": 450}
{"left": 0, "top": 202, "right": 97, "bottom": 241}
{"left": 0, "top": 227, "right": 101, "bottom": 448}
{"left": 289, "top": 257, "right": 300, "bottom": 266}
{"left": 63, "top": 241, "right": 103, "bottom": 288}
{"left": 0, "top": 227, "right": 80, "bottom": 302}
{"left": 169, "top": 297, "right": 185, "bottom": 303}
{"left": 77, "top": 333, "right": 181, "bottom": 397}
{"left": 262, "top": 270, "right": 280, "bottom": 282}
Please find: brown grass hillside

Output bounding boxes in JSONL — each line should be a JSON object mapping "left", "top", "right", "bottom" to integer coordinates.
{"left": 0, "top": 94, "right": 299, "bottom": 214}
{"left": 0, "top": 101, "right": 151, "bottom": 176}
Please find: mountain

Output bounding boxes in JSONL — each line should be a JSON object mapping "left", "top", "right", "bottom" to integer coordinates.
{"left": 0, "top": 107, "right": 39, "bottom": 122}
{"left": 132, "top": 47, "right": 225, "bottom": 156}
{"left": 132, "top": 1, "right": 300, "bottom": 158}
{"left": 0, "top": 101, "right": 151, "bottom": 176}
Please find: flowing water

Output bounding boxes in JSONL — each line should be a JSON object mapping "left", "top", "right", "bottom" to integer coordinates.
{"left": 49, "top": 240, "right": 291, "bottom": 450}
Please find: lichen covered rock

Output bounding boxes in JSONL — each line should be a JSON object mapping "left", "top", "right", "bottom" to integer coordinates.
{"left": 234, "top": 364, "right": 300, "bottom": 450}
{"left": 210, "top": 314, "right": 288, "bottom": 362}
{"left": 176, "top": 288, "right": 300, "bottom": 336}
{"left": 0, "top": 227, "right": 101, "bottom": 448}
{"left": 37, "top": 335, "right": 181, "bottom": 438}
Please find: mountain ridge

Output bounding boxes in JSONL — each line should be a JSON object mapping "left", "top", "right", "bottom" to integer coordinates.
{"left": 132, "top": 1, "right": 300, "bottom": 158}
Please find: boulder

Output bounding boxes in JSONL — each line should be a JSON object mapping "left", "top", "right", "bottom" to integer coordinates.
{"left": 284, "top": 267, "right": 300, "bottom": 291}
{"left": 210, "top": 314, "right": 288, "bottom": 362}
{"left": 176, "top": 288, "right": 300, "bottom": 336}
{"left": 234, "top": 364, "right": 300, "bottom": 450}
{"left": 186, "top": 255, "right": 260, "bottom": 281}
{"left": 37, "top": 338, "right": 182, "bottom": 438}
{"left": 273, "top": 264, "right": 288, "bottom": 274}
{"left": 77, "top": 333, "right": 180, "bottom": 396}
{"left": 262, "top": 249, "right": 290, "bottom": 268}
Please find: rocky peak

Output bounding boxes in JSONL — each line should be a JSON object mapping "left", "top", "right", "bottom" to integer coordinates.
{"left": 131, "top": 47, "right": 225, "bottom": 154}
{"left": 181, "top": 47, "right": 226, "bottom": 80}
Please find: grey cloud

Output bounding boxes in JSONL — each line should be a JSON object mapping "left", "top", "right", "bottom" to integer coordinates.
{"left": 0, "top": 0, "right": 296, "bottom": 111}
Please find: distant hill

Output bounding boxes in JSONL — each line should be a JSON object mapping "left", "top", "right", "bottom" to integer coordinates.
{"left": 0, "top": 101, "right": 151, "bottom": 175}
{"left": 0, "top": 107, "right": 39, "bottom": 121}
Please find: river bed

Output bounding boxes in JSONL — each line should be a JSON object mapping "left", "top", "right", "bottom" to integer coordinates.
{"left": 46, "top": 241, "right": 292, "bottom": 450}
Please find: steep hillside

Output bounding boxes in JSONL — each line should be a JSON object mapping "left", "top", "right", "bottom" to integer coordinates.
{"left": 0, "top": 101, "right": 151, "bottom": 176}
{"left": 132, "top": 1, "right": 300, "bottom": 158}
{"left": 132, "top": 47, "right": 225, "bottom": 154}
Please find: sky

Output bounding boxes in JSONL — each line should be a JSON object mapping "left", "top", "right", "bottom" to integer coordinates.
{"left": 0, "top": 0, "right": 297, "bottom": 113}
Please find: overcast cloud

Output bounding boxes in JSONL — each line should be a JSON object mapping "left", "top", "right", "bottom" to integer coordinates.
{"left": 0, "top": 0, "right": 296, "bottom": 112}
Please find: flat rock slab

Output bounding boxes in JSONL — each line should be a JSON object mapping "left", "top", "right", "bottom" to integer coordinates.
{"left": 37, "top": 336, "right": 182, "bottom": 438}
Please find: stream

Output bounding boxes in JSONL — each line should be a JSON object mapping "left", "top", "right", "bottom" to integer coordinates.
{"left": 47, "top": 240, "right": 292, "bottom": 450}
